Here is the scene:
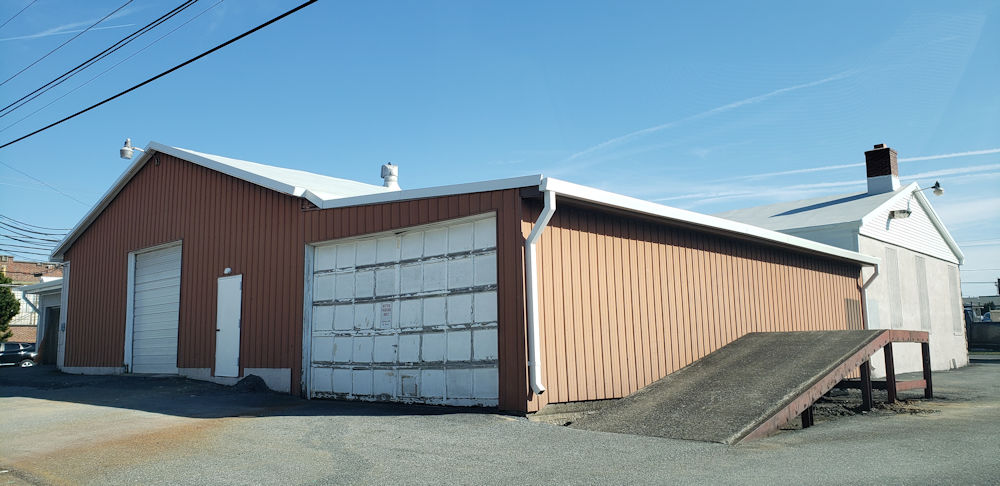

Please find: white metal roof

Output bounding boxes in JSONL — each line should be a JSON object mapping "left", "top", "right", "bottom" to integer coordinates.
{"left": 714, "top": 183, "right": 963, "bottom": 263}
{"left": 51, "top": 143, "right": 878, "bottom": 266}
{"left": 713, "top": 187, "right": 905, "bottom": 231}
{"left": 19, "top": 278, "right": 62, "bottom": 294}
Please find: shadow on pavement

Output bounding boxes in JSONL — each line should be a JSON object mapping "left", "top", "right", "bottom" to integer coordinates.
{"left": 0, "top": 365, "right": 502, "bottom": 419}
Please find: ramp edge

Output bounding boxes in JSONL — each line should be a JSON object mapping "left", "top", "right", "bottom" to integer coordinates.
{"left": 733, "top": 330, "right": 893, "bottom": 444}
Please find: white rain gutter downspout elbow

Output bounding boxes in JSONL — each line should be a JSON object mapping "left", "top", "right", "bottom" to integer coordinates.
{"left": 525, "top": 186, "right": 556, "bottom": 395}
{"left": 860, "top": 263, "right": 879, "bottom": 330}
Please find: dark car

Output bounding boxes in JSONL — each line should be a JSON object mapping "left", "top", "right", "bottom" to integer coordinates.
{"left": 0, "top": 342, "right": 37, "bottom": 367}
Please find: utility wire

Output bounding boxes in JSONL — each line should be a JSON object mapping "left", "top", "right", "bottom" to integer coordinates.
{"left": 0, "top": 0, "right": 224, "bottom": 135}
{"left": 1, "top": 233, "right": 61, "bottom": 244}
{"left": 0, "top": 247, "right": 50, "bottom": 258}
{"left": 0, "top": 160, "right": 89, "bottom": 205}
{"left": 0, "top": 0, "right": 198, "bottom": 119}
{"left": 0, "top": 0, "right": 39, "bottom": 32}
{"left": 0, "top": 214, "right": 70, "bottom": 231}
{"left": 0, "top": 0, "right": 317, "bottom": 150}
{"left": 0, "top": 0, "right": 134, "bottom": 88}
{"left": 0, "top": 243, "right": 55, "bottom": 252}
{"left": 0, "top": 220, "right": 67, "bottom": 237}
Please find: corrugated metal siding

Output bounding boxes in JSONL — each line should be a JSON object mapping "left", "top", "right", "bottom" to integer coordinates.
{"left": 64, "top": 154, "right": 304, "bottom": 375}
{"left": 64, "top": 155, "right": 531, "bottom": 407}
{"left": 527, "top": 201, "right": 864, "bottom": 410}
{"left": 859, "top": 196, "right": 957, "bottom": 263}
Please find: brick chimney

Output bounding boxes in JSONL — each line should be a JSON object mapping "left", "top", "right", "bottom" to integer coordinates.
{"left": 864, "top": 143, "right": 899, "bottom": 194}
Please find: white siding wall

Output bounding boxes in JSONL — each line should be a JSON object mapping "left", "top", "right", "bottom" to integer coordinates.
{"left": 859, "top": 195, "right": 958, "bottom": 264}
{"left": 860, "top": 236, "right": 968, "bottom": 375}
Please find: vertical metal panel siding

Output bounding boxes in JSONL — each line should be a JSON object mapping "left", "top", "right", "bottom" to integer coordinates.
{"left": 66, "top": 154, "right": 529, "bottom": 410}
{"left": 64, "top": 154, "right": 530, "bottom": 407}
{"left": 529, "top": 201, "right": 864, "bottom": 409}
{"left": 64, "top": 155, "right": 305, "bottom": 374}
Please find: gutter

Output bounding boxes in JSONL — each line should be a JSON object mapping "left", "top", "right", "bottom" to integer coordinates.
{"left": 860, "top": 263, "right": 880, "bottom": 330}
{"left": 524, "top": 184, "right": 556, "bottom": 395}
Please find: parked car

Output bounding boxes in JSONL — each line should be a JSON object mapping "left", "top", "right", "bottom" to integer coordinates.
{"left": 0, "top": 342, "right": 37, "bottom": 367}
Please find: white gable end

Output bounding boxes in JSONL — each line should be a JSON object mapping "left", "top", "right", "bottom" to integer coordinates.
{"left": 859, "top": 194, "right": 958, "bottom": 264}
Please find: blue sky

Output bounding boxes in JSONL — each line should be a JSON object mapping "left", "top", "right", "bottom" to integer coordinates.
{"left": 0, "top": 1, "right": 997, "bottom": 296}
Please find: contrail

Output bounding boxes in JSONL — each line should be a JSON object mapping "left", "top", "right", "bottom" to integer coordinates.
{"left": 564, "top": 71, "right": 855, "bottom": 162}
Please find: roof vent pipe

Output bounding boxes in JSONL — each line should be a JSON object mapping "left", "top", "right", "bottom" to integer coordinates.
{"left": 525, "top": 187, "right": 556, "bottom": 396}
{"left": 381, "top": 163, "right": 400, "bottom": 191}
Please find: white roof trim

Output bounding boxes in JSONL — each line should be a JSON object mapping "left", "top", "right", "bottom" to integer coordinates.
{"left": 859, "top": 182, "right": 965, "bottom": 264}
{"left": 50, "top": 142, "right": 876, "bottom": 267}
{"left": 312, "top": 175, "right": 543, "bottom": 209}
{"left": 19, "top": 278, "right": 63, "bottom": 294}
{"left": 542, "top": 177, "right": 880, "bottom": 266}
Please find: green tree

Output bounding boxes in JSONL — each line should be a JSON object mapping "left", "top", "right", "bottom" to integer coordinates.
{"left": 0, "top": 273, "right": 18, "bottom": 342}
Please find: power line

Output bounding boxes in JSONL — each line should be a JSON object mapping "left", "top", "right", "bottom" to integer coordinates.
{"left": 0, "top": 0, "right": 317, "bottom": 150}
{"left": 0, "top": 0, "right": 225, "bottom": 135}
{"left": 0, "top": 0, "right": 39, "bottom": 32}
{"left": 0, "top": 247, "right": 51, "bottom": 259}
{"left": 0, "top": 0, "right": 198, "bottom": 119}
{"left": 0, "top": 214, "right": 70, "bottom": 231}
{"left": 1, "top": 233, "right": 61, "bottom": 244}
{"left": 0, "top": 160, "right": 89, "bottom": 205}
{"left": 0, "top": 220, "right": 67, "bottom": 237}
{"left": 0, "top": 0, "right": 134, "bottom": 88}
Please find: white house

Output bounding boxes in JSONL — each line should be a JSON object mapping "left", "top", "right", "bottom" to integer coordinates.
{"left": 19, "top": 278, "right": 63, "bottom": 366}
{"left": 716, "top": 144, "right": 967, "bottom": 375}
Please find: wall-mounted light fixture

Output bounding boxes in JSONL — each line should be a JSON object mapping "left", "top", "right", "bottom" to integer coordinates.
{"left": 119, "top": 138, "right": 145, "bottom": 159}
{"left": 890, "top": 181, "right": 944, "bottom": 219}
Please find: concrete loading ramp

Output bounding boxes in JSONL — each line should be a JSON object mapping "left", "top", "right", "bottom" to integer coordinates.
{"left": 571, "top": 330, "right": 931, "bottom": 444}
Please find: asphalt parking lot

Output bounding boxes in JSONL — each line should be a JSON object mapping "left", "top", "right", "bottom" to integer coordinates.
{"left": 1, "top": 363, "right": 998, "bottom": 485}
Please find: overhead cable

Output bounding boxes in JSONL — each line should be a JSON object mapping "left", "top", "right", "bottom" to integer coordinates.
{"left": 0, "top": 0, "right": 39, "bottom": 33}
{"left": 0, "top": 0, "right": 224, "bottom": 135}
{"left": 0, "top": 0, "right": 134, "bottom": 88}
{"left": 0, "top": 0, "right": 317, "bottom": 150}
{"left": 0, "top": 0, "right": 198, "bottom": 119}
{"left": 0, "top": 214, "right": 70, "bottom": 231}
{"left": 0, "top": 160, "right": 89, "bottom": 205}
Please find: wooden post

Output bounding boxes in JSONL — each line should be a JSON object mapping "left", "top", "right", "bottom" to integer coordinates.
{"left": 921, "top": 342, "right": 933, "bottom": 398}
{"left": 884, "top": 343, "right": 897, "bottom": 404}
{"left": 801, "top": 406, "right": 814, "bottom": 428}
{"left": 860, "top": 360, "right": 873, "bottom": 411}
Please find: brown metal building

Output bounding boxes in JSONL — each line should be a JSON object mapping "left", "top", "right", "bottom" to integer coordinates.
{"left": 50, "top": 143, "right": 877, "bottom": 413}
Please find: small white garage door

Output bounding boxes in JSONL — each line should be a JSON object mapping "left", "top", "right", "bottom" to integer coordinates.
{"left": 309, "top": 214, "right": 499, "bottom": 406}
{"left": 131, "top": 244, "right": 182, "bottom": 374}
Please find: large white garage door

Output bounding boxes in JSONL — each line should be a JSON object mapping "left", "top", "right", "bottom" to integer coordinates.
{"left": 309, "top": 214, "right": 499, "bottom": 406}
{"left": 131, "top": 244, "right": 181, "bottom": 374}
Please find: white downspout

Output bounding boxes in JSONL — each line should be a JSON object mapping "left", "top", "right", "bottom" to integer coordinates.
{"left": 860, "top": 263, "right": 879, "bottom": 329}
{"left": 525, "top": 187, "right": 556, "bottom": 395}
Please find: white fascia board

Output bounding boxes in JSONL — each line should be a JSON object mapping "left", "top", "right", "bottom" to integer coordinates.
{"left": 859, "top": 182, "right": 918, "bottom": 226}
{"left": 19, "top": 278, "right": 63, "bottom": 295}
{"left": 49, "top": 146, "right": 160, "bottom": 261}
{"left": 49, "top": 141, "right": 309, "bottom": 261}
{"left": 857, "top": 182, "right": 964, "bottom": 264}
{"left": 315, "top": 175, "right": 544, "bottom": 209}
{"left": 147, "top": 142, "right": 303, "bottom": 197}
{"left": 542, "top": 177, "right": 880, "bottom": 266}
{"left": 912, "top": 190, "right": 965, "bottom": 264}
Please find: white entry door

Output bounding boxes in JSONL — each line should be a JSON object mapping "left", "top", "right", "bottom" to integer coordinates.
{"left": 308, "top": 214, "right": 500, "bottom": 406}
{"left": 215, "top": 275, "right": 242, "bottom": 377}
{"left": 130, "top": 244, "right": 182, "bottom": 374}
